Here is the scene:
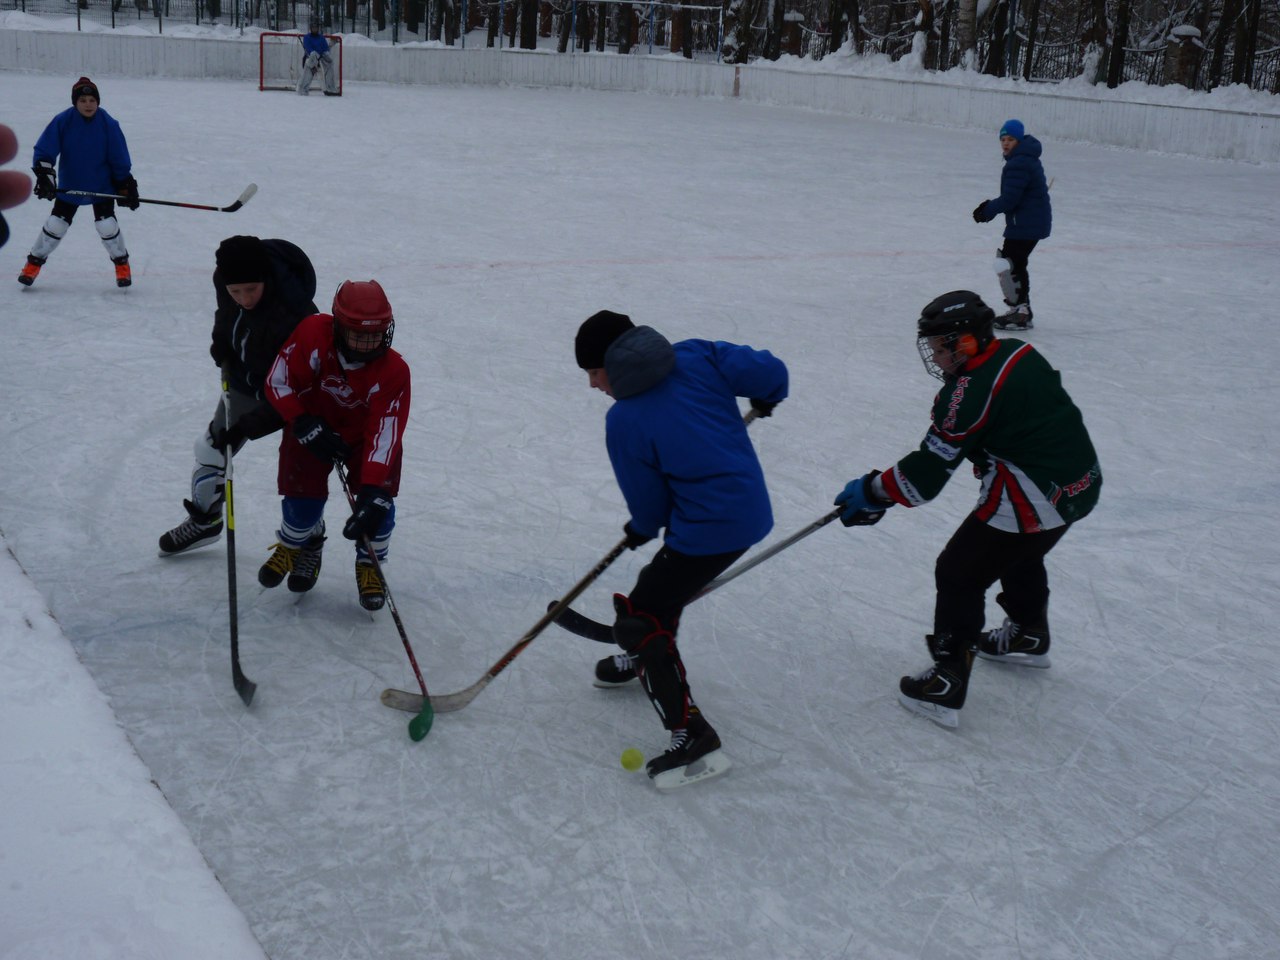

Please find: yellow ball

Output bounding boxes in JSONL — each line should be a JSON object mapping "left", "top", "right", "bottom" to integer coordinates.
{"left": 620, "top": 747, "right": 644, "bottom": 771}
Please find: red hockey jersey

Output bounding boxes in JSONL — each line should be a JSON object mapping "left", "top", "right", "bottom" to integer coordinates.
{"left": 265, "top": 313, "right": 410, "bottom": 490}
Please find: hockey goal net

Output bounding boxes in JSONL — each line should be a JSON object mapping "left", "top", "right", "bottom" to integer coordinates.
{"left": 259, "top": 32, "right": 343, "bottom": 94}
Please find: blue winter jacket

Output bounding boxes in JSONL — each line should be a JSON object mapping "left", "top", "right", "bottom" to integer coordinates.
{"left": 602, "top": 326, "right": 788, "bottom": 556}
{"left": 981, "top": 134, "right": 1051, "bottom": 241}
{"left": 302, "top": 32, "right": 331, "bottom": 56}
{"left": 33, "top": 106, "right": 132, "bottom": 207}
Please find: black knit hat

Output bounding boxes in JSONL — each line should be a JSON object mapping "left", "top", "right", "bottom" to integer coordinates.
{"left": 575, "top": 310, "right": 635, "bottom": 369}
{"left": 72, "top": 77, "right": 100, "bottom": 104}
{"left": 215, "top": 235, "right": 269, "bottom": 284}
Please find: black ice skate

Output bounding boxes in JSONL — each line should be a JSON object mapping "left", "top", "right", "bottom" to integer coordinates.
{"left": 994, "top": 303, "right": 1033, "bottom": 330}
{"left": 158, "top": 499, "right": 223, "bottom": 556}
{"left": 898, "top": 639, "right": 973, "bottom": 729}
{"left": 355, "top": 559, "right": 385, "bottom": 611}
{"left": 594, "top": 652, "right": 638, "bottom": 688}
{"left": 287, "top": 535, "right": 325, "bottom": 593}
{"left": 258, "top": 542, "right": 300, "bottom": 588}
{"left": 978, "top": 618, "right": 1051, "bottom": 668}
{"left": 646, "top": 711, "right": 732, "bottom": 790}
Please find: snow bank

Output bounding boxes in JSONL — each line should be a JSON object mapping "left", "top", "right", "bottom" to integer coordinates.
{"left": 0, "top": 541, "right": 266, "bottom": 960}
{"left": 1, "top": 19, "right": 1276, "bottom": 161}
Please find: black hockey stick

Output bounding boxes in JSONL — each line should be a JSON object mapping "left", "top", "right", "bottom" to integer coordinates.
{"left": 551, "top": 507, "right": 844, "bottom": 643}
{"left": 63, "top": 182, "right": 258, "bottom": 213}
{"left": 335, "top": 463, "right": 434, "bottom": 741}
{"left": 222, "top": 372, "right": 256, "bottom": 707}
{"left": 382, "top": 537, "right": 630, "bottom": 716}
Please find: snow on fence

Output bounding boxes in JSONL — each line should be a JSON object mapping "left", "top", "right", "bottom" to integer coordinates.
{"left": 2, "top": 27, "right": 1277, "bottom": 161}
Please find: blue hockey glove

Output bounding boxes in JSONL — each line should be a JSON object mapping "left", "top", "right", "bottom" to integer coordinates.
{"left": 834, "top": 470, "right": 891, "bottom": 527}
{"left": 343, "top": 486, "right": 393, "bottom": 541}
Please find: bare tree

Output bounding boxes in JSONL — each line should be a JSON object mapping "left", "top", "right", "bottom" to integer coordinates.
{"left": 954, "top": 0, "right": 979, "bottom": 67}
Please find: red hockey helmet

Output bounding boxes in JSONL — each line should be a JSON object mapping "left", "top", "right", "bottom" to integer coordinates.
{"left": 332, "top": 279, "right": 394, "bottom": 363}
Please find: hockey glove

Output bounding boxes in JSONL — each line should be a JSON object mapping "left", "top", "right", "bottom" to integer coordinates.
{"left": 208, "top": 419, "right": 246, "bottom": 454}
{"left": 972, "top": 202, "right": 988, "bottom": 223}
{"left": 33, "top": 160, "right": 56, "bottom": 201}
{"left": 114, "top": 176, "right": 140, "bottom": 211}
{"left": 210, "top": 338, "right": 233, "bottom": 367}
{"left": 293, "top": 414, "right": 351, "bottom": 463}
{"left": 343, "top": 486, "right": 393, "bottom": 541}
{"left": 749, "top": 397, "right": 779, "bottom": 418}
{"left": 622, "top": 522, "right": 654, "bottom": 550}
{"left": 835, "top": 470, "right": 891, "bottom": 527}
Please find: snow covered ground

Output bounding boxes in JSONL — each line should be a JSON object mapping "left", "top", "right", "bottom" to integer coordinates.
{"left": 1, "top": 69, "right": 1278, "bottom": 959}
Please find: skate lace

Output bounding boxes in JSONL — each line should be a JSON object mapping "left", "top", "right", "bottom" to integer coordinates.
{"left": 355, "top": 562, "right": 383, "bottom": 597}
{"left": 293, "top": 543, "right": 323, "bottom": 580}
{"left": 664, "top": 728, "right": 691, "bottom": 755}
{"left": 263, "top": 543, "right": 299, "bottom": 577}
{"left": 613, "top": 653, "right": 636, "bottom": 671}
{"left": 988, "top": 618, "right": 1020, "bottom": 655}
{"left": 171, "top": 514, "right": 215, "bottom": 545}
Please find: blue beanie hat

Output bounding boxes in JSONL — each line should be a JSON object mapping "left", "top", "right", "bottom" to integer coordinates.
{"left": 999, "top": 119, "right": 1025, "bottom": 140}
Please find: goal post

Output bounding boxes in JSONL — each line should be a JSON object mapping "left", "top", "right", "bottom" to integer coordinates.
{"left": 259, "top": 32, "right": 344, "bottom": 94}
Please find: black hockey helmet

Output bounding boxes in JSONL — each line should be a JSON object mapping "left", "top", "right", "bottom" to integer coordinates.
{"left": 308, "top": 15, "right": 322, "bottom": 31}
{"left": 916, "top": 290, "right": 996, "bottom": 380}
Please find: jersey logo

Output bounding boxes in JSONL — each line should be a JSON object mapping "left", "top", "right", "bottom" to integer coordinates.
{"left": 320, "top": 374, "right": 360, "bottom": 407}
{"left": 925, "top": 432, "right": 962, "bottom": 461}
{"left": 942, "top": 376, "right": 970, "bottom": 433}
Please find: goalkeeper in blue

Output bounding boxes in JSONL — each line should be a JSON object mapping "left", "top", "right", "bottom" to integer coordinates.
{"left": 298, "top": 20, "right": 340, "bottom": 97}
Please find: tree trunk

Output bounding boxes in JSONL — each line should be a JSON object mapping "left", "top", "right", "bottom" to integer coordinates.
{"left": 1105, "top": 0, "right": 1130, "bottom": 87}
{"left": 520, "top": 0, "right": 538, "bottom": 46}
{"left": 1020, "top": 0, "right": 1041, "bottom": 79}
{"left": 984, "top": 0, "right": 1007, "bottom": 75}
{"left": 1207, "top": 0, "right": 1240, "bottom": 89}
{"left": 1079, "top": 0, "right": 1108, "bottom": 83}
{"left": 955, "top": 0, "right": 979, "bottom": 68}
{"left": 618, "top": 2, "right": 635, "bottom": 52}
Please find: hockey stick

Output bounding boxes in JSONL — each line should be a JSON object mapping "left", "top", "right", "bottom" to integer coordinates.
{"left": 63, "top": 183, "right": 258, "bottom": 213}
{"left": 335, "top": 463, "right": 434, "bottom": 741}
{"left": 222, "top": 372, "right": 257, "bottom": 707}
{"left": 382, "top": 537, "right": 631, "bottom": 716}
{"left": 551, "top": 507, "right": 844, "bottom": 643}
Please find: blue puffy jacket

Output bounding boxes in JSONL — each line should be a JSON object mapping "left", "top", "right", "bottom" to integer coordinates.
{"left": 980, "top": 134, "right": 1051, "bottom": 241}
{"left": 602, "top": 326, "right": 788, "bottom": 556}
{"left": 33, "top": 106, "right": 132, "bottom": 207}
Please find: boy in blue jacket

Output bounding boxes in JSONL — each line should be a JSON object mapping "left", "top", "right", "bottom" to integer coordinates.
{"left": 18, "top": 77, "right": 140, "bottom": 289}
{"left": 575, "top": 310, "right": 788, "bottom": 788}
{"left": 973, "top": 119, "right": 1052, "bottom": 330}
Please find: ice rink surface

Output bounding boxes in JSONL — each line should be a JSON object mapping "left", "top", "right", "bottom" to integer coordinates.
{"left": 2, "top": 70, "right": 1278, "bottom": 959}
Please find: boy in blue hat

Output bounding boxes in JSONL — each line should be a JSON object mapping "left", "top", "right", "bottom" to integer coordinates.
{"left": 972, "top": 119, "right": 1052, "bottom": 329}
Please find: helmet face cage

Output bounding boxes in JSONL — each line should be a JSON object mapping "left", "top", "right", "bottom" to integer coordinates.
{"left": 335, "top": 316, "right": 394, "bottom": 363}
{"left": 915, "top": 291, "right": 994, "bottom": 380}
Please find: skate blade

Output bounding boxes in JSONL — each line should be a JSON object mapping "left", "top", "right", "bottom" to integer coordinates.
{"left": 592, "top": 676, "right": 639, "bottom": 690}
{"left": 156, "top": 536, "right": 221, "bottom": 559}
{"left": 651, "top": 749, "right": 732, "bottom": 790}
{"left": 976, "top": 650, "right": 1051, "bottom": 668}
{"left": 897, "top": 692, "right": 960, "bottom": 729}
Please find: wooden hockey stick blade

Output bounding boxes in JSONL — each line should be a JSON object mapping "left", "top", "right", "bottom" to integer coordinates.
{"left": 382, "top": 685, "right": 480, "bottom": 715}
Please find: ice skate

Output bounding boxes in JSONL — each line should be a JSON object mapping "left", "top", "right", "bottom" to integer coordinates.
{"left": 978, "top": 618, "right": 1050, "bottom": 667}
{"left": 259, "top": 542, "right": 300, "bottom": 588}
{"left": 898, "top": 638, "right": 973, "bottom": 729}
{"left": 355, "top": 559, "right": 385, "bottom": 611}
{"left": 646, "top": 711, "right": 731, "bottom": 789}
{"left": 286, "top": 535, "right": 325, "bottom": 593}
{"left": 593, "top": 652, "right": 638, "bottom": 688}
{"left": 994, "top": 303, "right": 1032, "bottom": 330}
{"left": 18, "top": 257, "right": 42, "bottom": 286}
{"left": 158, "top": 499, "right": 223, "bottom": 556}
{"left": 113, "top": 256, "right": 131, "bottom": 288}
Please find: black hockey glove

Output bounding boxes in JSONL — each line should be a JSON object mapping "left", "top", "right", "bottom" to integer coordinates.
{"left": 293, "top": 414, "right": 351, "bottom": 464}
{"left": 972, "top": 202, "right": 988, "bottom": 223}
{"left": 208, "top": 419, "right": 246, "bottom": 454}
{"left": 834, "top": 470, "right": 891, "bottom": 527}
{"left": 622, "top": 522, "right": 654, "bottom": 550}
{"left": 33, "top": 160, "right": 56, "bottom": 201}
{"left": 343, "top": 486, "right": 393, "bottom": 541}
{"left": 210, "top": 338, "right": 233, "bottom": 367}
{"left": 114, "top": 176, "right": 140, "bottom": 211}
{"left": 749, "top": 397, "right": 779, "bottom": 418}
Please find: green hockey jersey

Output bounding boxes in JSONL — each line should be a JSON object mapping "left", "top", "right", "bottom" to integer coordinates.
{"left": 881, "top": 338, "right": 1101, "bottom": 533}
